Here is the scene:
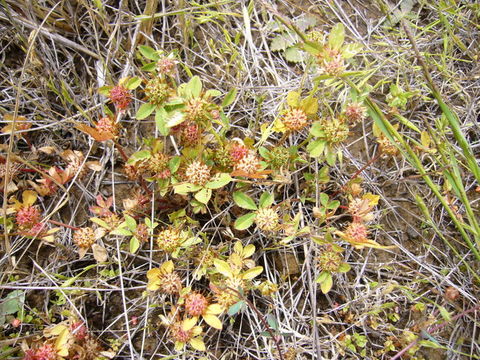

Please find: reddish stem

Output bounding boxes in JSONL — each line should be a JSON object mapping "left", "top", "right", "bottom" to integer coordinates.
{"left": 48, "top": 219, "right": 80, "bottom": 231}
{"left": 113, "top": 140, "right": 129, "bottom": 162}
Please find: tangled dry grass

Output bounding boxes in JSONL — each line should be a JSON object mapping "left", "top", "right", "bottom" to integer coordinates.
{"left": 1, "top": 1, "right": 479, "bottom": 359}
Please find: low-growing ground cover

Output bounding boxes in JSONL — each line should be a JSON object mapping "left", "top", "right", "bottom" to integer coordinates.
{"left": 0, "top": 1, "right": 479, "bottom": 359}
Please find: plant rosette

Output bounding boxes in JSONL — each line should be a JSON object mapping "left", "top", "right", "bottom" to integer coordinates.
{"left": 110, "top": 214, "right": 158, "bottom": 254}
{"left": 273, "top": 91, "right": 318, "bottom": 133}
{"left": 173, "top": 172, "right": 232, "bottom": 209}
{"left": 313, "top": 243, "right": 351, "bottom": 294}
{"left": 233, "top": 191, "right": 280, "bottom": 232}
{"left": 178, "top": 287, "right": 223, "bottom": 330}
{"left": 159, "top": 313, "right": 206, "bottom": 352}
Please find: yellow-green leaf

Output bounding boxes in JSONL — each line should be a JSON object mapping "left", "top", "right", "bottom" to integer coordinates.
{"left": 286, "top": 91, "right": 300, "bottom": 108}
{"left": 300, "top": 97, "right": 318, "bottom": 115}
{"left": 243, "top": 244, "right": 255, "bottom": 258}
{"left": 189, "top": 337, "right": 206, "bottom": 351}
{"left": 242, "top": 266, "right": 263, "bottom": 280}
{"left": 320, "top": 272, "right": 333, "bottom": 294}
{"left": 182, "top": 317, "right": 197, "bottom": 331}
{"left": 213, "top": 259, "right": 233, "bottom": 278}
{"left": 194, "top": 188, "right": 212, "bottom": 204}
{"left": 203, "top": 314, "right": 223, "bottom": 329}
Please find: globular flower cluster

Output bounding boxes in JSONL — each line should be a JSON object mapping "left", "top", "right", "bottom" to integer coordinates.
{"left": 344, "top": 221, "right": 369, "bottom": 244}
{"left": 185, "top": 161, "right": 211, "bottom": 186}
{"left": 377, "top": 135, "right": 400, "bottom": 157}
{"left": 16, "top": 205, "right": 41, "bottom": 228}
{"left": 344, "top": 102, "right": 367, "bottom": 125}
{"left": 95, "top": 116, "right": 119, "bottom": 138}
{"left": 174, "top": 121, "right": 202, "bottom": 146}
{"left": 255, "top": 207, "right": 279, "bottom": 232}
{"left": 156, "top": 227, "right": 184, "bottom": 253}
{"left": 281, "top": 108, "right": 309, "bottom": 132}
{"left": 234, "top": 150, "right": 261, "bottom": 175}
{"left": 147, "top": 153, "right": 171, "bottom": 179}
{"left": 147, "top": 261, "right": 182, "bottom": 294}
{"left": 184, "top": 292, "right": 209, "bottom": 316}
{"left": 317, "top": 245, "right": 343, "bottom": 272}
{"left": 24, "top": 343, "right": 57, "bottom": 360}
{"left": 109, "top": 85, "right": 131, "bottom": 110}
{"left": 156, "top": 56, "right": 177, "bottom": 75}
{"left": 320, "top": 118, "right": 350, "bottom": 144}
{"left": 316, "top": 47, "right": 345, "bottom": 76}
{"left": 73, "top": 227, "right": 96, "bottom": 249}
{"left": 145, "top": 77, "right": 172, "bottom": 105}
{"left": 170, "top": 321, "right": 195, "bottom": 343}
{"left": 268, "top": 147, "right": 290, "bottom": 169}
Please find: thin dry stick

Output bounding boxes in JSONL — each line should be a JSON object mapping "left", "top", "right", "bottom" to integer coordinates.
{"left": 0, "top": 12, "right": 100, "bottom": 60}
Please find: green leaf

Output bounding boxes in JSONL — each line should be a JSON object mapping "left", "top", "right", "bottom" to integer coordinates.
{"left": 327, "top": 200, "right": 340, "bottom": 210}
{"left": 205, "top": 173, "right": 232, "bottom": 189}
{"left": 320, "top": 272, "right": 333, "bottom": 294}
{"left": 0, "top": 291, "right": 24, "bottom": 316}
{"left": 205, "top": 89, "right": 222, "bottom": 98}
{"left": 227, "top": 300, "right": 245, "bottom": 316}
{"left": 270, "top": 34, "right": 293, "bottom": 52}
{"left": 286, "top": 91, "right": 300, "bottom": 108}
{"left": 98, "top": 85, "right": 112, "bottom": 96}
{"left": 319, "top": 193, "right": 329, "bottom": 206}
{"left": 342, "top": 43, "right": 362, "bottom": 59}
{"left": 111, "top": 228, "right": 132, "bottom": 236}
{"left": 296, "top": 14, "right": 318, "bottom": 31}
{"left": 266, "top": 314, "right": 279, "bottom": 330}
{"left": 168, "top": 156, "right": 181, "bottom": 173}
{"left": 234, "top": 212, "right": 257, "bottom": 230}
{"left": 130, "top": 237, "right": 140, "bottom": 254}
{"left": 233, "top": 191, "right": 257, "bottom": 210}
{"left": 188, "top": 76, "right": 202, "bottom": 98}
{"left": 307, "top": 139, "right": 326, "bottom": 158}
{"left": 165, "top": 111, "right": 185, "bottom": 128}
{"left": 125, "top": 77, "right": 142, "bottom": 90}
{"left": 303, "top": 41, "right": 322, "bottom": 55}
{"left": 328, "top": 23, "right": 345, "bottom": 50}
{"left": 337, "top": 263, "right": 351, "bottom": 273}
{"left": 141, "top": 62, "right": 156, "bottom": 72}
{"left": 194, "top": 188, "right": 212, "bottom": 204}
{"left": 438, "top": 305, "right": 451, "bottom": 322}
{"left": 124, "top": 214, "right": 137, "bottom": 230}
{"left": 284, "top": 47, "right": 304, "bottom": 63}
{"left": 89, "top": 217, "right": 110, "bottom": 229}
{"left": 258, "top": 192, "right": 274, "bottom": 208}
{"left": 128, "top": 150, "right": 151, "bottom": 164}
{"left": 136, "top": 102, "right": 156, "bottom": 120}
{"left": 242, "top": 266, "right": 263, "bottom": 280}
{"left": 155, "top": 109, "right": 169, "bottom": 136}
{"left": 309, "top": 122, "right": 324, "bottom": 137}
{"left": 300, "top": 96, "right": 318, "bottom": 115}
{"left": 315, "top": 271, "right": 330, "bottom": 284}
{"left": 222, "top": 89, "right": 237, "bottom": 107}
{"left": 213, "top": 259, "right": 233, "bottom": 278}
{"left": 174, "top": 183, "right": 202, "bottom": 194}
{"left": 138, "top": 45, "right": 160, "bottom": 61}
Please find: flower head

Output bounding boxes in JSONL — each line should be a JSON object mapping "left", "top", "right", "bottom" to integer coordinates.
{"left": 234, "top": 150, "right": 261, "bottom": 175}
{"left": 255, "top": 207, "right": 279, "bottom": 232}
{"left": 281, "top": 108, "right": 309, "bottom": 132}
{"left": 109, "top": 85, "right": 131, "bottom": 110}
{"left": 344, "top": 102, "right": 367, "bottom": 125}
{"left": 147, "top": 260, "right": 182, "bottom": 294}
{"left": 73, "top": 227, "right": 96, "bottom": 249}
{"left": 185, "top": 161, "right": 211, "bottom": 186}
